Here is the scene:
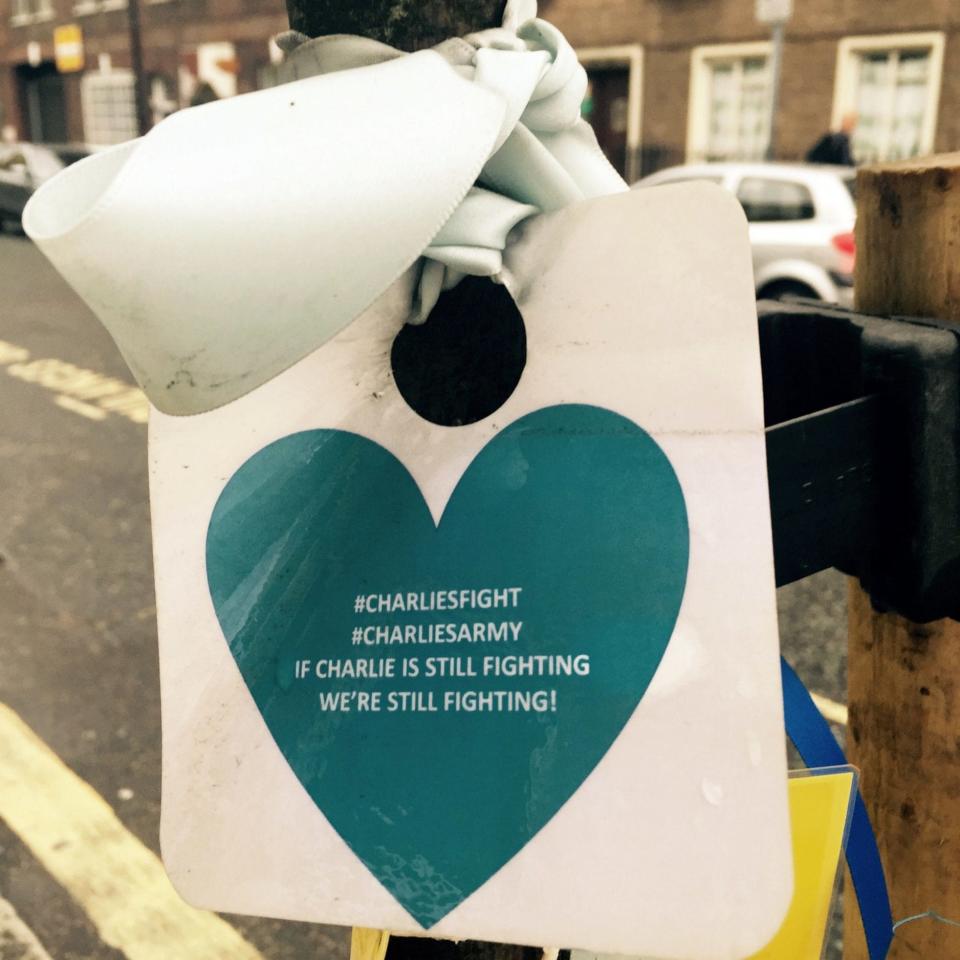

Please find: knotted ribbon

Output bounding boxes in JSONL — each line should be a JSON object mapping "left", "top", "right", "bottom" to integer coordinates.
{"left": 275, "top": 1, "right": 626, "bottom": 324}
{"left": 24, "top": 0, "right": 624, "bottom": 415}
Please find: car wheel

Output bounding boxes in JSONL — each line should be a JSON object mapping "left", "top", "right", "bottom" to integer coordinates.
{"left": 758, "top": 280, "right": 821, "bottom": 302}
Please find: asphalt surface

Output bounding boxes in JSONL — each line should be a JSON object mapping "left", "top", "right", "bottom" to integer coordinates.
{"left": 0, "top": 231, "right": 848, "bottom": 959}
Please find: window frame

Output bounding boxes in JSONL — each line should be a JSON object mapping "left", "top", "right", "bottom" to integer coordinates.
{"left": 831, "top": 32, "right": 946, "bottom": 162}
{"left": 686, "top": 41, "right": 773, "bottom": 164}
{"left": 9, "top": 0, "right": 34, "bottom": 26}
{"left": 10, "top": 0, "right": 53, "bottom": 25}
{"left": 80, "top": 68, "right": 138, "bottom": 146}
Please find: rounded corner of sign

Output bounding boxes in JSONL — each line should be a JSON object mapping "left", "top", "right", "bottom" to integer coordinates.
{"left": 591, "top": 186, "right": 653, "bottom": 227}
{"left": 158, "top": 822, "right": 211, "bottom": 907}
{"left": 158, "top": 847, "right": 220, "bottom": 913}
{"left": 700, "top": 181, "right": 750, "bottom": 231}
{"left": 625, "top": 177, "right": 749, "bottom": 239}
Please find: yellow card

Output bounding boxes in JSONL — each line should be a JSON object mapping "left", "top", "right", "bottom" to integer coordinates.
{"left": 748, "top": 770, "right": 856, "bottom": 960}
{"left": 351, "top": 927, "right": 391, "bottom": 960}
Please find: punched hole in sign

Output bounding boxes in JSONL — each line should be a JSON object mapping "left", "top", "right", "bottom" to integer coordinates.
{"left": 391, "top": 277, "right": 526, "bottom": 427}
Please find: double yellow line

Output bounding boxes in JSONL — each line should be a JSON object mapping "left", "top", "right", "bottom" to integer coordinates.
{"left": 0, "top": 339, "right": 149, "bottom": 425}
{"left": 0, "top": 702, "right": 264, "bottom": 960}
{"left": 1, "top": 691, "right": 847, "bottom": 960}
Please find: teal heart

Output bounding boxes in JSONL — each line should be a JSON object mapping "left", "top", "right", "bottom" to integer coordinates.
{"left": 207, "top": 404, "right": 688, "bottom": 928}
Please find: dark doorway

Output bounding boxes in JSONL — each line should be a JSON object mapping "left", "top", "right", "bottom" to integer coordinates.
{"left": 16, "top": 63, "right": 68, "bottom": 143}
{"left": 583, "top": 66, "right": 630, "bottom": 180}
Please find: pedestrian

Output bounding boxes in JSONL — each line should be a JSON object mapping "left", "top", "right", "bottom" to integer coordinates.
{"left": 806, "top": 113, "right": 857, "bottom": 166}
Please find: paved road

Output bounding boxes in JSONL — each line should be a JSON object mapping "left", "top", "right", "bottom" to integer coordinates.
{"left": 0, "top": 233, "right": 350, "bottom": 960}
{"left": 0, "top": 232, "right": 848, "bottom": 959}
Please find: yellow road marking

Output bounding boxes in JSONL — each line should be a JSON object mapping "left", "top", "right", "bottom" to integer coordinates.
{"left": 0, "top": 895, "right": 55, "bottom": 960}
{"left": 55, "top": 395, "right": 109, "bottom": 421}
{"left": 0, "top": 341, "right": 29, "bottom": 364}
{"left": 811, "top": 692, "right": 848, "bottom": 727}
{"left": 350, "top": 928, "right": 391, "bottom": 960}
{"left": 0, "top": 702, "right": 265, "bottom": 960}
{"left": 0, "top": 339, "right": 149, "bottom": 425}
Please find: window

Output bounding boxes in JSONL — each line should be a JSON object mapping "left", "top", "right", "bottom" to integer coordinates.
{"left": 833, "top": 34, "right": 945, "bottom": 164}
{"left": 688, "top": 43, "right": 772, "bottom": 163}
{"left": 81, "top": 71, "right": 137, "bottom": 145}
{"left": 736, "top": 178, "right": 815, "bottom": 222}
{"left": 10, "top": 0, "right": 53, "bottom": 23}
{"left": 72, "top": 0, "right": 127, "bottom": 12}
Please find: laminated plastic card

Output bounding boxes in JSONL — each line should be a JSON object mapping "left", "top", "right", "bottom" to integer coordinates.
{"left": 147, "top": 184, "right": 792, "bottom": 958}
{"left": 21, "top": 7, "right": 792, "bottom": 951}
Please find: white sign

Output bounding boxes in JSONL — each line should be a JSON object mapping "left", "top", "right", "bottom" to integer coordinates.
{"left": 149, "top": 185, "right": 793, "bottom": 958}
{"left": 756, "top": 0, "right": 793, "bottom": 24}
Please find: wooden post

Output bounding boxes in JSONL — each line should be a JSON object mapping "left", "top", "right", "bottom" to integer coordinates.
{"left": 845, "top": 154, "right": 960, "bottom": 958}
{"left": 280, "top": 3, "right": 541, "bottom": 958}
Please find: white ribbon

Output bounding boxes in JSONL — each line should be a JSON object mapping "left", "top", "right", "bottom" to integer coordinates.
{"left": 24, "top": 1, "right": 625, "bottom": 415}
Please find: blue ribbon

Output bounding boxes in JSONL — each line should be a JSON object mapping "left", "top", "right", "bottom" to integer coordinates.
{"left": 781, "top": 656, "right": 893, "bottom": 960}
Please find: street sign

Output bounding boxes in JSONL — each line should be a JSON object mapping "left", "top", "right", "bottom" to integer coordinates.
{"left": 756, "top": 0, "right": 792, "bottom": 24}
{"left": 54, "top": 24, "right": 84, "bottom": 73}
{"left": 146, "top": 185, "right": 793, "bottom": 956}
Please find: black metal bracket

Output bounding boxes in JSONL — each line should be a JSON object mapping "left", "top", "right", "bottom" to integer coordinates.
{"left": 763, "top": 299, "right": 960, "bottom": 623}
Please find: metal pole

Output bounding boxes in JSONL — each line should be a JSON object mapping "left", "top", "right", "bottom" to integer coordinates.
{"left": 127, "top": 0, "right": 151, "bottom": 136}
{"left": 765, "top": 20, "right": 784, "bottom": 161}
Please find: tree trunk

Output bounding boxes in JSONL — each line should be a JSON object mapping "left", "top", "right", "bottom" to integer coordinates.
{"left": 286, "top": 0, "right": 508, "bottom": 51}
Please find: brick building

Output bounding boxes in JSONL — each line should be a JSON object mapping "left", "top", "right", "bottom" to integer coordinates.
{"left": 0, "top": 0, "right": 287, "bottom": 145}
{"left": 1, "top": 0, "right": 957, "bottom": 181}
{"left": 544, "top": 0, "right": 957, "bottom": 179}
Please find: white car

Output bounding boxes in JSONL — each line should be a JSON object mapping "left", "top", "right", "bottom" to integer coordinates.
{"left": 0, "top": 143, "right": 64, "bottom": 233}
{"left": 637, "top": 162, "right": 857, "bottom": 307}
